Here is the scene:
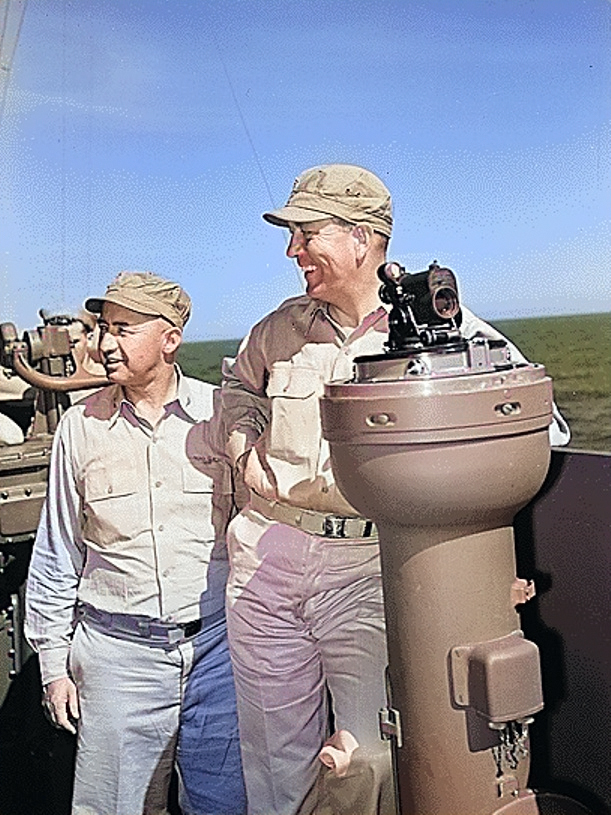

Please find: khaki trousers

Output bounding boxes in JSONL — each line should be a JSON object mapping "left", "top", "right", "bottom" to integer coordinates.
{"left": 226, "top": 507, "right": 395, "bottom": 815}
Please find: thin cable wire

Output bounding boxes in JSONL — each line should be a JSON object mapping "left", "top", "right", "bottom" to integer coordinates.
{"left": 209, "top": 27, "right": 306, "bottom": 286}
{"left": 0, "top": 0, "right": 28, "bottom": 132}
{"left": 209, "top": 27, "right": 306, "bottom": 289}
{"left": 209, "top": 28, "right": 276, "bottom": 210}
{"left": 0, "top": 1, "right": 10, "bottom": 54}
{"left": 59, "top": 0, "right": 67, "bottom": 305}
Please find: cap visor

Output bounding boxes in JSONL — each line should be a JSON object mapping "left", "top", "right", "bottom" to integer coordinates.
{"left": 84, "top": 294, "right": 161, "bottom": 321}
{"left": 84, "top": 297, "right": 104, "bottom": 314}
{"left": 263, "top": 205, "right": 337, "bottom": 228}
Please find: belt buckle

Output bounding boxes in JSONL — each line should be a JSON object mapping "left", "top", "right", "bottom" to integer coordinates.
{"left": 323, "top": 515, "right": 348, "bottom": 538}
{"left": 136, "top": 619, "right": 152, "bottom": 637}
{"left": 142, "top": 620, "right": 175, "bottom": 644}
{"left": 180, "top": 619, "right": 202, "bottom": 639}
{"left": 166, "top": 627, "right": 184, "bottom": 645}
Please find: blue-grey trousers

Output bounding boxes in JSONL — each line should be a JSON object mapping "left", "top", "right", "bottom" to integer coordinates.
{"left": 69, "top": 616, "right": 246, "bottom": 815}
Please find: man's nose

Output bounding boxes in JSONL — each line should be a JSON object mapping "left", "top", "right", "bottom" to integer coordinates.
{"left": 99, "top": 330, "right": 117, "bottom": 354}
{"left": 286, "top": 231, "right": 303, "bottom": 258}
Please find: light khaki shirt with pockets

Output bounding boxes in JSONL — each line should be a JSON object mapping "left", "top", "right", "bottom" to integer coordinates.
{"left": 222, "top": 296, "right": 570, "bottom": 516}
{"left": 25, "top": 370, "right": 233, "bottom": 684}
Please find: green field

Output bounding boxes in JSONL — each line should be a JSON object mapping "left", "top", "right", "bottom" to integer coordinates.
{"left": 492, "top": 313, "right": 611, "bottom": 453}
{"left": 177, "top": 338, "right": 241, "bottom": 386}
{"left": 178, "top": 312, "right": 611, "bottom": 454}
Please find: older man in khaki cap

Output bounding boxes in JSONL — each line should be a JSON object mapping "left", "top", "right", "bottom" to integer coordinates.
{"left": 222, "top": 165, "right": 396, "bottom": 815}
{"left": 25, "top": 271, "right": 246, "bottom": 815}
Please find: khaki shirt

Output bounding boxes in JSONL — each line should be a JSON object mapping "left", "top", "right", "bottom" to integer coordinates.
{"left": 222, "top": 296, "right": 570, "bottom": 516}
{"left": 25, "top": 370, "right": 233, "bottom": 684}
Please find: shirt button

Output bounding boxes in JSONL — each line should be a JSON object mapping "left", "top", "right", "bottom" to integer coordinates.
{"left": 321, "top": 485, "right": 329, "bottom": 493}
{"left": 162, "top": 568, "right": 170, "bottom": 577}
{"left": 158, "top": 524, "right": 164, "bottom": 532}
{"left": 155, "top": 481, "right": 162, "bottom": 488}
{"left": 107, "top": 486, "right": 113, "bottom": 494}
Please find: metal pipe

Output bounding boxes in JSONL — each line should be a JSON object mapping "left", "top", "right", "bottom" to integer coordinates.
{"left": 12, "top": 348, "right": 109, "bottom": 393}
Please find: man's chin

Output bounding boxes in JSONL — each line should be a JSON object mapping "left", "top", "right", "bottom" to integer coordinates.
{"left": 305, "top": 285, "right": 325, "bottom": 302}
{"left": 105, "top": 368, "right": 126, "bottom": 384}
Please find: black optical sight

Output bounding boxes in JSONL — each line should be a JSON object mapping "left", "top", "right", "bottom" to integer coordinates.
{"left": 377, "top": 261, "right": 463, "bottom": 353}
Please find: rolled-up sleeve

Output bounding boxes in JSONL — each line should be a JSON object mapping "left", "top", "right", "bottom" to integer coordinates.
{"left": 221, "top": 326, "right": 272, "bottom": 448}
{"left": 25, "top": 424, "right": 85, "bottom": 686}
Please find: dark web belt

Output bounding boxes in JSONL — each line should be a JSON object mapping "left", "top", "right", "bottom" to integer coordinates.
{"left": 76, "top": 602, "right": 225, "bottom": 647}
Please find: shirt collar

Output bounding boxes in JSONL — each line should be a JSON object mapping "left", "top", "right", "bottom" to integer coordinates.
{"left": 303, "top": 299, "right": 388, "bottom": 341}
{"left": 108, "top": 365, "right": 204, "bottom": 429}
{"left": 290, "top": 298, "right": 325, "bottom": 337}
{"left": 356, "top": 305, "right": 388, "bottom": 336}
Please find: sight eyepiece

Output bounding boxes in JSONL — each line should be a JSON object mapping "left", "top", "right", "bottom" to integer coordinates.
{"left": 377, "top": 261, "right": 462, "bottom": 353}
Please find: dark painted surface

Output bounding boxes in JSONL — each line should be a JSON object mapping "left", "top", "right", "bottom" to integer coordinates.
{"left": 516, "top": 449, "right": 611, "bottom": 814}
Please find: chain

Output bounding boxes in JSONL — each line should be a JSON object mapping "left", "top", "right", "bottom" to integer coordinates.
{"left": 490, "top": 718, "right": 533, "bottom": 775}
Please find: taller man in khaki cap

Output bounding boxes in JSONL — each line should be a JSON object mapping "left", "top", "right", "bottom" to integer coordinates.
{"left": 25, "top": 271, "right": 246, "bottom": 815}
{"left": 222, "top": 164, "right": 570, "bottom": 815}
{"left": 222, "top": 165, "right": 396, "bottom": 815}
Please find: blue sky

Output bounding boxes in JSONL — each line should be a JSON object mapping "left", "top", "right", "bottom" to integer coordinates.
{"left": 1, "top": 0, "right": 610, "bottom": 340}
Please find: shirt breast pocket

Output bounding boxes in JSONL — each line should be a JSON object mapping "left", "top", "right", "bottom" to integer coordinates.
{"left": 266, "top": 362, "right": 323, "bottom": 464}
{"left": 82, "top": 466, "right": 142, "bottom": 544}
{"left": 84, "top": 465, "right": 139, "bottom": 502}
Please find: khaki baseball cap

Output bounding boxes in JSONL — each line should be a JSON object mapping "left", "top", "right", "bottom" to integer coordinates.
{"left": 85, "top": 271, "right": 191, "bottom": 329}
{"left": 263, "top": 164, "right": 393, "bottom": 237}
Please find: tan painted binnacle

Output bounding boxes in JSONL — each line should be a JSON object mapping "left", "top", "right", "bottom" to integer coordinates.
{"left": 321, "top": 365, "right": 552, "bottom": 815}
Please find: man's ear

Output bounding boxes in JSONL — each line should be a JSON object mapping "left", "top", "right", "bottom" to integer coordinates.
{"left": 352, "top": 223, "right": 373, "bottom": 262}
{"left": 162, "top": 326, "right": 183, "bottom": 356}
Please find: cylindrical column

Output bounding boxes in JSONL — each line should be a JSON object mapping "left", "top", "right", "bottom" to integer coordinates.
{"left": 381, "top": 523, "right": 528, "bottom": 815}
{"left": 321, "top": 367, "right": 554, "bottom": 815}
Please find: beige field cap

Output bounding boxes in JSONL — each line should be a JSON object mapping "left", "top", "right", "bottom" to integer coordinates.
{"left": 85, "top": 271, "right": 191, "bottom": 329}
{"left": 263, "top": 164, "right": 393, "bottom": 237}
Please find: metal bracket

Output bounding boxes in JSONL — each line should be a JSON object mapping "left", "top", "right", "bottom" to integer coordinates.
{"left": 511, "top": 578, "right": 536, "bottom": 607}
{"left": 497, "top": 773, "right": 519, "bottom": 798}
{"left": 379, "top": 706, "right": 403, "bottom": 748}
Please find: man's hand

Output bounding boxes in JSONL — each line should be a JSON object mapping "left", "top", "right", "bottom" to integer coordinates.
{"left": 43, "top": 676, "right": 80, "bottom": 734}
{"left": 227, "top": 429, "right": 278, "bottom": 501}
{"left": 241, "top": 448, "right": 278, "bottom": 500}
